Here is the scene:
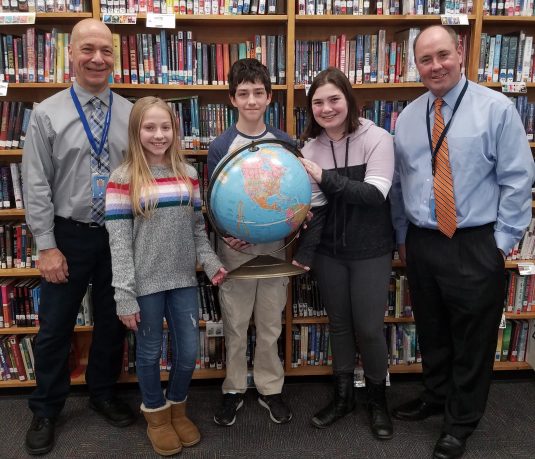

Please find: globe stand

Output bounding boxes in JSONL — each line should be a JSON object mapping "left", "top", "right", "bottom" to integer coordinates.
{"left": 226, "top": 255, "right": 306, "bottom": 279}
{"left": 207, "top": 139, "right": 310, "bottom": 280}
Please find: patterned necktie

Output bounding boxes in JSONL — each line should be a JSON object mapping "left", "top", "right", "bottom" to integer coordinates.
{"left": 88, "top": 97, "right": 110, "bottom": 225}
{"left": 432, "top": 98, "right": 457, "bottom": 238}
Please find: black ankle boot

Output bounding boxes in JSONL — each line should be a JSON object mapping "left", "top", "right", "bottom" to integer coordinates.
{"left": 366, "top": 377, "right": 393, "bottom": 440}
{"left": 311, "top": 373, "right": 355, "bottom": 428}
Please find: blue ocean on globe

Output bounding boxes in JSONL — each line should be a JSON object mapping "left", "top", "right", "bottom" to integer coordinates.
{"left": 209, "top": 142, "right": 312, "bottom": 244}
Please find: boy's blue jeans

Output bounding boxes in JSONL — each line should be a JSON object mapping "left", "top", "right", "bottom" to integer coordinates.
{"left": 135, "top": 287, "right": 199, "bottom": 409}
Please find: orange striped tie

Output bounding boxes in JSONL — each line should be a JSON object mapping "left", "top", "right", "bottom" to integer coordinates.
{"left": 433, "top": 98, "right": 457, "bottom": 238}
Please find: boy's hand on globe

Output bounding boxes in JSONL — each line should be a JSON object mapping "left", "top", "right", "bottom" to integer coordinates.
{"left": 211, "top": 267, "right": 228, "bottom": 286}
{"left": 224, "top": 236, "right": 252, "bottom": 250}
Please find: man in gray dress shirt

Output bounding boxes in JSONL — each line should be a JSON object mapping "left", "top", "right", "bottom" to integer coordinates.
{"left": 22, "top": 19, "right": 135, "bottom": 455}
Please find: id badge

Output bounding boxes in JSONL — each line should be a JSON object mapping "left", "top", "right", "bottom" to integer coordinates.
{"left": 92, "top": 173, "right": 109, "bottom": 199}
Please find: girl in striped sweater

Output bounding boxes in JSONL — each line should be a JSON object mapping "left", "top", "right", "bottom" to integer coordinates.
{"left": 105, "top": 97, "right": 227, "bottom": 456}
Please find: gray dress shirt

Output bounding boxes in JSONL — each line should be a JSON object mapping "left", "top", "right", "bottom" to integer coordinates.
{"left": 22, "top": 81, "right": 133, "bottom": 251}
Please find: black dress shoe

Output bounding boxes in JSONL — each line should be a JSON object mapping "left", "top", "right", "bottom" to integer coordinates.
{"left": 25, "top": 415, "right": 55, "bottom": 455}
{"left": 392, "top": 398, "right": 443, "bottom": 421}
{"left": 433, "top": 433, "right": 466, "bottom": 459}
{"left": 89, "top": 397, "right": 136, "bottom": 427}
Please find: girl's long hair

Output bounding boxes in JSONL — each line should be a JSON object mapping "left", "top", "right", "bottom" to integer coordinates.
{"left": 124, "top": 96, "right": 192, "bottom": 217}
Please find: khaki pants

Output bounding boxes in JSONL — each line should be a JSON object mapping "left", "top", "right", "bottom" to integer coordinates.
{"left": 218, "top": 241, "right": 288, "bottom": 395}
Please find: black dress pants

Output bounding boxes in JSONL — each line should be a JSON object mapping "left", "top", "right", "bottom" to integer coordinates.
{"left": 28, "top": 218, "right": 125, "bottom": 418}
{"left": 405, "top": 223, "right": 505, "bottom": 440}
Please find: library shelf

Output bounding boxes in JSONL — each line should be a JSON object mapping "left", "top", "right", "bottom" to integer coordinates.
{"left": 0, "top": 209, "right": 25, "bottom": 218}
{"left": 0, "top": 268, "right": 39, "bottom": 277}
{"left": 35, "top": 12, "right": 93, "bottom": 20}
{"left": 0, "top": 149, "right": 23, "bottom": 158}
{"left": 482, "top": 16, "right": 535, "bottom": 24}
{"left": 294, "top": 14, "right": 477, "bottom": 26}
{"left": 294, "top": 82, "right": 425, "bottom": 90}
{"left": 0, "top": 325, "right": 92, "bottom": 335}
{"left": 132, "top": 13, "right": 289, "bottom": 23}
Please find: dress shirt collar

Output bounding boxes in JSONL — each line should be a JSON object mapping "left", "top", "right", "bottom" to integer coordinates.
{"left": 427, "top": 75, "right": 467, "bottom": 112}
{"left": 72, "top": 80, "right": 111, "bottom": 107}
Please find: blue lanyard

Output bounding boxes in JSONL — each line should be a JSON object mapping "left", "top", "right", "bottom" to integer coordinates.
{"left": 70, "top": 86, "right": 113, "bottom": 158}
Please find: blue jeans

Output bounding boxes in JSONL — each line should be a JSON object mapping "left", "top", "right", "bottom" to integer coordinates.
{"left": 136, "top": 287, "right": 199, "bottom": 409}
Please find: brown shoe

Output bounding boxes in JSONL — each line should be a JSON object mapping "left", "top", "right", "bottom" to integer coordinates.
{"left": 169, "top": 399, "right": 201, "bottom": 447}
{"left": 141, "top": 402, "right": 182, "bottom": 456}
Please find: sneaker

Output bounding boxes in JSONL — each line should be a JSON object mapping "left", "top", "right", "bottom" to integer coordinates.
{"left": 214, "top": 393, "right": 244, "bottom": 426}
{"left": 258, "top": 394, "right": 292, "bottom": 424}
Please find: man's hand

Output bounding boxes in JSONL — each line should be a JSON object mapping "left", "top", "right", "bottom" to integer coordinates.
{"left": 119, "top": 312, "right": 140, "bottom": 331}
{"left": 39, "top": 248, "right": 69, "bottom": 283}
{"left": 224, "top": 237, "right": 252, "bottom": 251}
{"left": 292, "top": 259, "right": 310, "bottom": 272}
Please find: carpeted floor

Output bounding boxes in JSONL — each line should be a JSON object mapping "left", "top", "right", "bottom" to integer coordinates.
{"left": 1, "top": 378, "right": 534, "bottom": 458}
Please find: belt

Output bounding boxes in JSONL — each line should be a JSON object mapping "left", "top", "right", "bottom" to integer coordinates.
{"left": 54, "top": 216, "right": 103, "bottom": 229}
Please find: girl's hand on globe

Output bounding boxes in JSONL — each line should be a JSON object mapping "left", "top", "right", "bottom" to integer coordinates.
{"left": 211, "top": 267, "right": 228, "bottom": 286}
{"left": 300, "top": 158, "right": 323, "bottom": 183}
{"left": 292, "top": 259, "right": 310, "bottom": 272}
{"left": 224, "top": 237, "right": 252, "bottom": 250}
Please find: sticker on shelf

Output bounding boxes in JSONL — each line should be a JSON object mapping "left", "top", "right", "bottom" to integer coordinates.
{"left": 146, "top": 12, "right": 175, "bottom": 29}
{"left": 102, "top": 13, "right": 137, "bottom": 25}
{"left": 0, "top": 82, "right": 7, "bottom": 97}
{"left": 440, "top": 14, "right": 469, "bottom": 25}
{"left": 517, "top": 263, "right": 535, "bottom": 276}
{"left": 501, "top": 82, "right": 527, "bottom": 94}
{"left": 499, "top": 313, "right": 506, "bottom": 329}
{"left": 0, "top": 12, "right": 36, "bottom": 24}
{"left": 304, "top": 84, "right": 311, "bottom": 96}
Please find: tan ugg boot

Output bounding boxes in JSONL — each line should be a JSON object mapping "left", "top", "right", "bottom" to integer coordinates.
{"left": 141, "top": 402, "right": 182, "bottom": 456}
{"left": 168, "top": 399, "right": 201, "bottom": 447}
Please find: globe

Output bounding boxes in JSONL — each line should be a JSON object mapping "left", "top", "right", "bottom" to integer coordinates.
{"left": 208, "top": 140, "right": 312, "bottom": 245}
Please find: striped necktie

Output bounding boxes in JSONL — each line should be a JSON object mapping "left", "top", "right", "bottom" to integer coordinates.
{"left": 432, "top": 98, "right": 457, "bottom": 238}
{"left": 88, "top": 97, "right": 110, "bottom": 226}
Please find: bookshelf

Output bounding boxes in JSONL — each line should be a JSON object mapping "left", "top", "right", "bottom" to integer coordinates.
{"left": 1, "top": 1, "right": 534, "bottom": 389}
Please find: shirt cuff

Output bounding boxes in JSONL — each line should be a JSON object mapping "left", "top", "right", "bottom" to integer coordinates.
{"left": 35, "top": 232, "right": 57, "bottom": 251}
{"left": 494, "top": 230, "right": 515, "bottom": 257}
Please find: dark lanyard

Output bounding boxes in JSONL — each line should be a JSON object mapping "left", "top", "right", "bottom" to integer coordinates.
{"left": 426, "top": 79, "right": 468, "bottom": 175}
{"left": 70, "top": 86, "right": 113, "bottom": 160}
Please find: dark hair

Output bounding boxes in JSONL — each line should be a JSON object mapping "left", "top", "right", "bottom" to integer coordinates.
{"left": 301, "top": 67, "right": 360, "bottom": 140}
{"left": 228, "top": 58, "right": 272, "bottom": 98}
{"left": 413, "top": 25, "right": 458, "bottom": 54}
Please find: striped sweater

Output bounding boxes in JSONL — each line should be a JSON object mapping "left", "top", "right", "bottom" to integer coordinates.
{"left": 105, "top": 163, "right": 222, "bottom": 316}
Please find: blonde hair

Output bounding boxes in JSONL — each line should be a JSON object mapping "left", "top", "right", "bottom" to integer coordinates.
{"left": 124, "top": 96, "right": 193, "bottom": 217}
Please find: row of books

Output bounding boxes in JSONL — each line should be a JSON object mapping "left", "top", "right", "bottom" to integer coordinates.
{"left": 477, "top": 32, "right": 533, "bottom": 83}
{"left": 0, "top": 223, "right": 37, "bottom": 270}
{"left": 0, "top": 0, "right": 87, "bottom": 12}
{"left": 0, "top": 29, "right": 286, "bottom": 85}
{"left": 0, "top": 102, "right": 33, "bottom": 151}
{"left": 295, "top": 30, "right": 469, "bottom": 85}
{"left": 504, "top": 273, "right": 535, "bottom": 314}
{"left": 298, "top": 0, "right": 473, "bottom": 15}
{"left": 0, "top": 164, "right": 24, "bottom": 210}
{"left": 385, "top": 323, "right": 420, "bottom": 365}
{"left": 291, "top": 323, "right": 332, "bottom": 367}
{"left": 506, "top": 217, "right": 535, "bottom": 260}
{"left": 0, "top": 334, "right": 35, "bottom": 382}
{"left": 0, "top": 278, "right": 40, "bottom": 328}
{"left": 99, "top": 0, "right": 284, "bottom": 14}
{"left": 291, "top": 273, "right": 326, "bottom": 318}
{"left": 496, "top": 319, "right": 532, "bottom": 362}
{"left": 483, "top": 0, "right": 535, "bottom": 15}
{"left": 512, "top": 96, "right": 535, "bottom": 141}
{"left": 386, "top": 272, "right": 413, "bottom": 318}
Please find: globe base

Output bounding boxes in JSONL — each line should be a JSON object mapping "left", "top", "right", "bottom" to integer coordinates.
{"left": 226, "top": 255, "right": 307, "bottom": 279}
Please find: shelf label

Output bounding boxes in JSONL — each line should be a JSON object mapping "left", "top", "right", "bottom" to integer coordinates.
{"left": 146, "top": 12, "right": 175, "bottom": 29}
{"left": 206, "top": 321, "right": 224, "bottom": 337}
{"left": 501, "top": 82, "right": 527, "bottom": 94}
{"left": 102, "top": 13, "right": 137, "bottom": 25}
{"left": 499, "top": 313, "right": 506, "bottom": 329}
{"left": 517, "top": 263, "right": 535, "bottom": 275}
{"left": 0, "top": 12, "right": 36, "bottom": 24}
{"left": 0, "top": 82, "right": 7, "bottom": 97}
{"left": 440, "top": 14, "right": 469, "bottom": 25}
